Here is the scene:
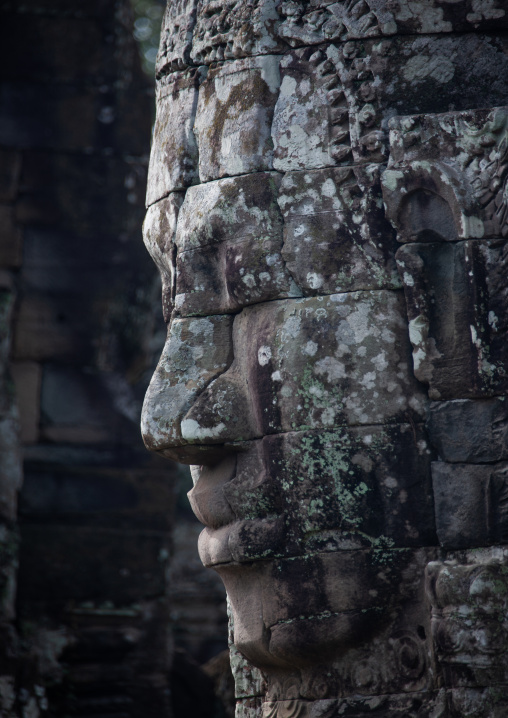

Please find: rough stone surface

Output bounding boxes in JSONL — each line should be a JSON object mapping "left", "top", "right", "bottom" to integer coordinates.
{"left": 272, "top": 47, "right": 352, "bottom": 171}
{"left": 194, "top": 55, "right": 281, "bottom": 182}
{"left": 383, "top": 107, "right": 508, "bottom": 242}
{"left": 146, "top": 69, "right": 202, "bottom": 204}
{"left": 156, "top": 0, "right": 199, "bottom": 76}
{"left": 432, "top": 461, "right": 508, "bottom": 548}
{"left": 278, "top": 165, "right": 400, "bottom": 293}
{"left": 191, "top": 0, "right": 285, "bottom": 65}
{"left": 173, "top": 173, "right": 298, "bottom": 316}
{"left": 183, "top": 291, "right": 426, "bottom": 445}
{"left": 395, "top": 239, "right": 508, "bottom": 400}
{"left": 427, "top": 398, "right": 508, "bottom": 463}
{"left": 144, "top": 2, "right": 508, "bottom": 716}
{"left": 277, "top": 0, "right": 508, "bottom": 46}
{"left": 142, "top": 315, "right": 233, "bottom": 458}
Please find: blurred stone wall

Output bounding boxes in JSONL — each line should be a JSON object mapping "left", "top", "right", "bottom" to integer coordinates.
{"left": 0, "top": 1, "right": 178, "bottom": 715}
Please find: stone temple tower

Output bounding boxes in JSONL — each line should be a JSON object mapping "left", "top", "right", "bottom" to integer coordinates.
{"left": 142, "top": 2, "right": 508, "bottom": 716}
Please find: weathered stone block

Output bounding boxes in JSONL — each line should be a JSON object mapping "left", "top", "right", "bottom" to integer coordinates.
{"left": 173, "top": 173, "right": 297, "bottom": 315}
{"left": 0, "top": 525, "right": 18, "bottom": 622}
{"left": 146, "top": 70, "right": 202, "bottom": 205}
{"left": 449, "top": 687, "right": 508, "bottom": 718}
{"left": 266, "top": 425, "right": 436, "bottom": 550}
{"left": 396, "top": 239, "right": 508, "bottom": 400}
{"left": 39, "top": 364, "right": 113, "bottom": 444}
{"left": 194, "top": 56, "right": 281, "bottom": 182}
{"left": 262, "top": 692, "right": 447, "bottom": 717}
{"left": 383, "top": 107, "right": 508, "bottom": 242}
{"left": 278, "top": 165, "right": 400, "bottom": 294}
{"left": 219, "top": 547, "right": 433, "bottom": 671}
{"left": 427, "top": 398, "right": 508, "bottom": 464}
{"left": 432, "top": 461, "right": 508, "bottom": 548}
{"left": 196, "top": 423, "right": 434, "bottom": 568}
{"left": 277, "top": 0, "right": 508, "bottom": 46}
{"left": 0, "top": 83, "right": 96, "bottom": 151}
{"left": 19, "top": 464, "right": 176, "bottom": 531}
{"left": 191, "top": 0, "right": 285, "bottom": 65}
{"left": 16, "top": 152, "right": 147, "bottom": 238}
{"left": 156, "top": 0, "right": 198, "bottom": 76}
{"left": 327, "top": 35, "right": 508, "bottom": 165}
{"left": 272, "top": 47, "right": 351, "bottom": 171}
{"left": 427, "top": 558, "right": 508, "bottom": 689}
{"left": 183, "top": 292, "right": 426, "bottom": 445}
{"left": 0, "top": 408, "right": 23, "bottom": 522}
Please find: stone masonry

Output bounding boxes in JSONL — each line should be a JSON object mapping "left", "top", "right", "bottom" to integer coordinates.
{"left": 143, "top": 1, "right": 508, "bottom": 717}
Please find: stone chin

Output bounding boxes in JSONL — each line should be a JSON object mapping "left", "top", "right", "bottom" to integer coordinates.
{"left": 203, "top": 542, "right": 409, "bottom": 672}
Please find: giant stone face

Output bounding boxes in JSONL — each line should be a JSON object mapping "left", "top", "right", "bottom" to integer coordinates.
{"left": 143, "top": 1, "right": 508, "bottom": 715}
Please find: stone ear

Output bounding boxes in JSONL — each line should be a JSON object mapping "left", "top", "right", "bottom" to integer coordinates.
{"left": 382, "top": 162, "right": 472, "bottom": 243}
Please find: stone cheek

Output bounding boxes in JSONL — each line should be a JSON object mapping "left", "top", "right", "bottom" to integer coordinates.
{"left": 279, "top": 165, "right": 400, "bottom": 294}
{"left": 193, "top": 56, "right": 281, "bottom": 182}
{"left": 265, "top": 425, "right": 435, "bottom": 552}
{"left": 179, "top": 292, "right": 427, "bottom": 447}
{"left": 248, "top": 291, "right": 426, "bottom": 433}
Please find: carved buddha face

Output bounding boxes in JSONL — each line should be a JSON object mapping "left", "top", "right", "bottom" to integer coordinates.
{"left": 141, "top": 143, "right": 435, "bottom": 673}
{"left": 141, "top": 0, "right": 508, "bottom": 709}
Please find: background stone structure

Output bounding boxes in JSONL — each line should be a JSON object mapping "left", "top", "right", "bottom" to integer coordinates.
{"left": 143, "top": 1, "right": 508, "bottom": 717}
{"left": 0, "top": 2, "right": 230, "bottom": 716}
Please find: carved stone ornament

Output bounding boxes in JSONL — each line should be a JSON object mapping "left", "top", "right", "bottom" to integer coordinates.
{"left": 143, "top": 1, "right": 508, "bottom": 715}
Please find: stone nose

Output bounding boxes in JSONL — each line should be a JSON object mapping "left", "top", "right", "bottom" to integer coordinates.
{"left": 141, "top": 310, "right": 261, "bottom": 463}
{"left": 140, "top": 313, "right": 235, "bottom": 463}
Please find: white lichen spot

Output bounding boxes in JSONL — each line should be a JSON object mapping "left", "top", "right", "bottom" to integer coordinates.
{"left": 181, "top": 419, "right": 226, "bottom": 440}
{"left": 306, "top": 272, "right": 324, "bottom": 289}
{"left": 258, "top": 345, "right": 272, "bottom": 366}
{"left": 488, "top": 311, "right": 499, "bottom": 330}
{"left": 303, "top": 340, "right": 318, "bottom": 356}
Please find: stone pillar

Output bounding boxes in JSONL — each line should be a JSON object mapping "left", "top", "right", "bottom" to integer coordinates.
{"left": 143, "top": 2, "right": 508, "bottom": 717}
